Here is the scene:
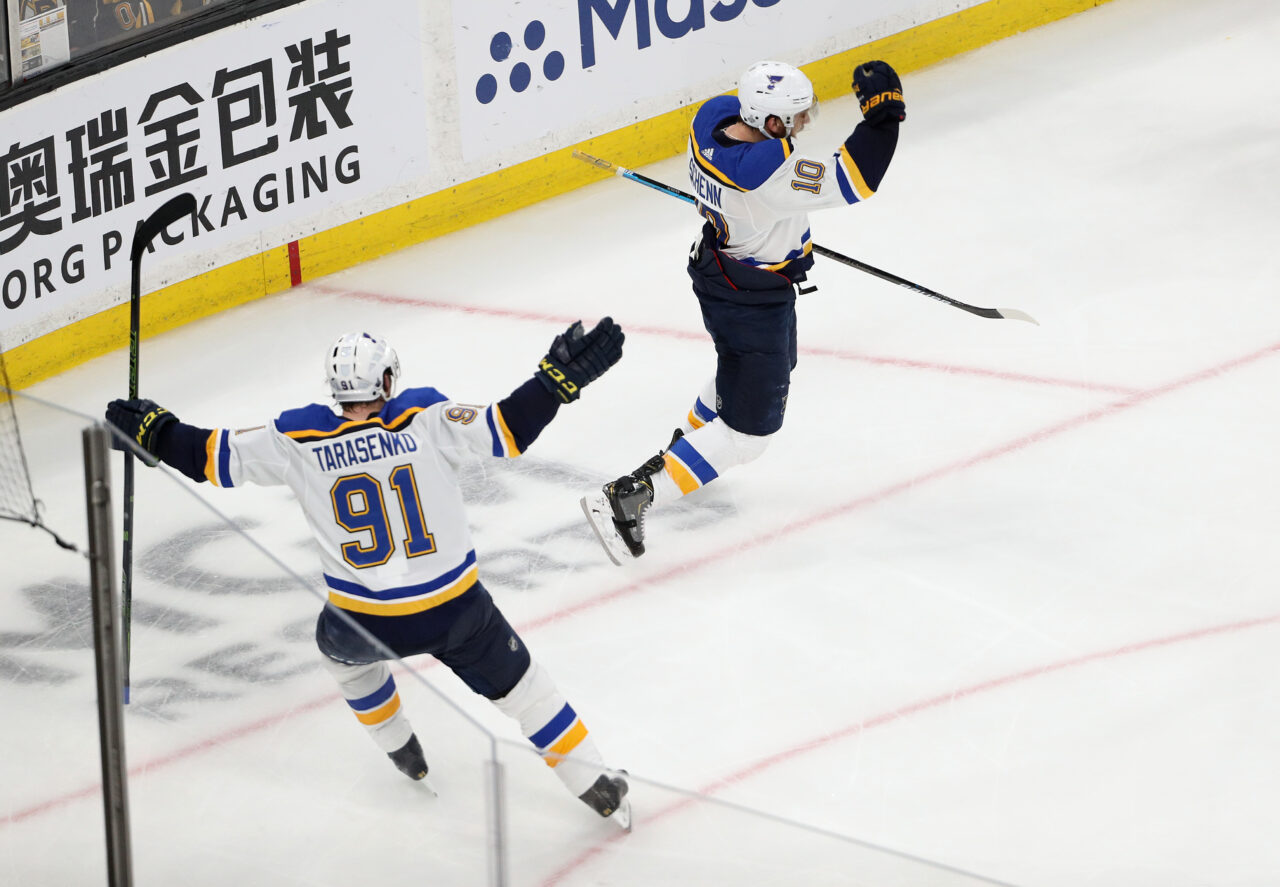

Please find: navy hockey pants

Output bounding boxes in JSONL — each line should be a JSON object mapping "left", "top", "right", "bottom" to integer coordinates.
{"left": 688, "top": 235, "right": 800, "bottom": 436}
{"left": 315, "top": 581, "right": 531, "bottom": 700}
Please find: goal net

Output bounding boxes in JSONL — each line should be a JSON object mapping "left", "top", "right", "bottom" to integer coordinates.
{"left": 0, "top": 347, "right": 40, "bottom": 527}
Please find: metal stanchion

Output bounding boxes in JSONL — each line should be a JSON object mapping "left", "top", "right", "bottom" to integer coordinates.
{"left": 83, "top": 425, "right": 133, "bottom": 887}
{"left": 485, "top": 751, "right": 509, "bottom": 887}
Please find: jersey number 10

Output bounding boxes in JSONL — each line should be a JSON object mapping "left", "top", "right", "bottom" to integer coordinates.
{"left": 331, "top": 464, "right": 437, "bottom": 568}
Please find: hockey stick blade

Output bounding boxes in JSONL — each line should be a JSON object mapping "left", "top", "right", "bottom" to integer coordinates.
{"left": 572, "top": 152, "right": 1037, "bottom": 324}
{"left": 993, "top": 308, "right": 1038, "bottom": 325}
{"left": 130, "top": 193, "right": 198, "bottom": 263}
{"left": 813, "top": 244, "right": 1041, "bottom": 325}
{"left": 572, "top": 149, "right": 614, "bottom": 171}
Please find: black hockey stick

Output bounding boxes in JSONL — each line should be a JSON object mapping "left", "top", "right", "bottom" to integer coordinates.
{"left": 122, "top": 193, "right": 198, "bottom": 704}
{"left": 572, "top": 150, "right": 1038, "bottom": 325}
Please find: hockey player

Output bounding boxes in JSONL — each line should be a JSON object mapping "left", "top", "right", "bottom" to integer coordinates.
{"left": 19, "top": 0, "right": 63, "bottom": 19}
{"left": 581, "top": 59, "right": 905, "bottom": 563}
{"left": 105, "top": 322, "right": 632, "bottom": 824}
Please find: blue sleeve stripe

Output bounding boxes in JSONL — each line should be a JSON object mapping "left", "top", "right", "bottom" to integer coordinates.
{"left": 217, "top": 430, "right": 232, "bottom": 483}
{"left": 838, "top": 144, "right": 876, "bottom": 200}
{"left": 529, "top": 703, "right": 577, "bottom": 749}
{"left": 485, "top": 408, "right": 502, "bottom": 457}
{"left": 835, "top": 162, "right": 858, "bottom": 204}
{"left": 347, "top": 675, "right": 397, "bottom": 712}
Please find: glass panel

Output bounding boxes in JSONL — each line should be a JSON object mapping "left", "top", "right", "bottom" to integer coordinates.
{"left": 1, "top": 9, "right": 10, "bottom": 91}
{"left": 0, "top": 388, "right": 496, "bottom": 885}
{"left": 18, "top": 0, "right": 71, "bottom": 79}
{"left": 0, "top": 0, "right": 245, "bottom": 81}
{"left": 68, "top": 0, "right": 229, "bottom": 60}
{"left": 495, "top": 739, "right": 1019, "bottom": 887}
{"left": 0, "top": 391, "right": 105, "bottom": 884}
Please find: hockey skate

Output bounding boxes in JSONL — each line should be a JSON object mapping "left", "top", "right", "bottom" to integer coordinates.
{"left": 580, "top": 474, "right": 653, "bottom": 565}
{"left": 579, "top": 771, "right": 632, "bottom": 831}
{"left": 580, "top": 433, "right": 681, "bottom": 565}
{"left": 388, "top": 733, "right": 429, "bottom": 781}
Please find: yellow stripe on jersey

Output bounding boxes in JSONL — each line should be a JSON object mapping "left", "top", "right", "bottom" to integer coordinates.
{"left": 284, "top": 406, "right": 426, "bottom": 440}
{"left": 758, "top": 241, "right": 813, "bottom": 271}
{"left": 544, "top": 720, "right": 589, "bottom": 768}
{"left": 355, "top": 692, "right": 402, "bottom": 725}
{"left": 839, "top": 144, "right": 876, "bottom": 200}
{"left": 492, "top": 404, "right": 520, "bottom": 456}
{"left": 687, "top": 408, "right": 708, "bottom": 429}
{"left": 327, "top": 565, "right": 478, "bottom": 616}
{"left": 203, "top": 430, "right": 221, "bottom": 485}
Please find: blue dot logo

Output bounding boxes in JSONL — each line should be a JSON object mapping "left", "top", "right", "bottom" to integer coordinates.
{"left": 475, "top": 19, "right": 565, "bottom": 104}
{"left": 490, "top": 32, "right": 512, "bottom": 62}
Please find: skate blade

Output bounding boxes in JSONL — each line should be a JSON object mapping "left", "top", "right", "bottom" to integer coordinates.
{"left": 579, "top": 494, "right": 626, "bottom": 566}
{"left": 611, "top": 797, "right": 633, "bottom": 832}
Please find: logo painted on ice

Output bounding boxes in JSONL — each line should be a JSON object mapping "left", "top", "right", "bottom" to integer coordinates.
{"left": 473, "top": 0, "right": 784, "bottom": 104}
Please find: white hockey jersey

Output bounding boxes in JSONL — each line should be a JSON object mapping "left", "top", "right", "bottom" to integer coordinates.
{"left": 198, "top": 387, "right": 521, "bottom": 617}
{"left": 687, "top": 94, "right": 881, "bottom": 272}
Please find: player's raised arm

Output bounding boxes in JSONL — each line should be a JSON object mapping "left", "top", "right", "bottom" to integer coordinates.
{"left": 838, "top": 60, "right": 905, "bottom": 201}
{"left": 439, "top": 318, "right": 626, "bottom": 460}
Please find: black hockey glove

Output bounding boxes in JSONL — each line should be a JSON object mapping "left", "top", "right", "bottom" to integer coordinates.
{"left": 853, "top": 60, "right": 905, "bottom": 124}
{"left": 105, "top": 398, "right": 178, "bottom": 464}
{"left": 535, "top": 317, "right": 625, "bottom": 403}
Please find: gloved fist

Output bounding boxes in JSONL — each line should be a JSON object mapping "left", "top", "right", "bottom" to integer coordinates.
{"left": 535, "top": 317, "right": 625, "bottom": 403}
{"left": 105, "top": 398, "right": 177, "bottom": 464}
{"left": 853, "top": 60, "right": 905, "bottom": 124}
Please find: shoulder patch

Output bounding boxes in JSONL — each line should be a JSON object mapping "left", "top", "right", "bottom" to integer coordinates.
{"left": 445, "top": 405, "right": 480, "bottom": 425}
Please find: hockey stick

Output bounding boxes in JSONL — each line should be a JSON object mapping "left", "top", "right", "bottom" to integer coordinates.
{"left": 122, "top": 193, "right": 198, "bottom": 704}
{"left": 572, "top": 150, "right": 1038, "bottom": 325}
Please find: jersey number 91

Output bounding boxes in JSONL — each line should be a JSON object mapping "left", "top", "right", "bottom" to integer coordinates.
{"left": 330, "top": 465, "right": 437, "bottom": 568}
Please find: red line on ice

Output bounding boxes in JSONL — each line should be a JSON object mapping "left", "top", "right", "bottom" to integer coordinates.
{"left": 318, "top": 285, "right": 1139, "bottom": 394}
{"left": 4, "top": 328, "right": 1276, "bottom": 856}
{"left": 539, "top": 612, "right": 1280, "bottom": 886}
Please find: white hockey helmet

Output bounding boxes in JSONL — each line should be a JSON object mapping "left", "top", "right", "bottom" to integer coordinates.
{"left": 738, "top": 60, "right": 817, "bottom": 137}
{"left": 325, "top": 332, "right": 400, "bottom": 403}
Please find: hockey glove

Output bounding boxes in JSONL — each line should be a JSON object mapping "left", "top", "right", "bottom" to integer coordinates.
{"left": 105, "top": 398, "right": 178, "bottom": 464}
{"left": 853, "top": 60, "right": 905, "bottom": 125}
{"left": 535, "top": 317, "right": 625, "bottom": 403}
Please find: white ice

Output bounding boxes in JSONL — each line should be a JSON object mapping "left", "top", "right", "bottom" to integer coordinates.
{"left": 3, "top": 0, "right": 1280, "bottom": 884}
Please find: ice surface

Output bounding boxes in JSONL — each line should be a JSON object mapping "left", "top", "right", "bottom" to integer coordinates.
{"left": 3, "top": 0, "right": 1280, "bottom": 883}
